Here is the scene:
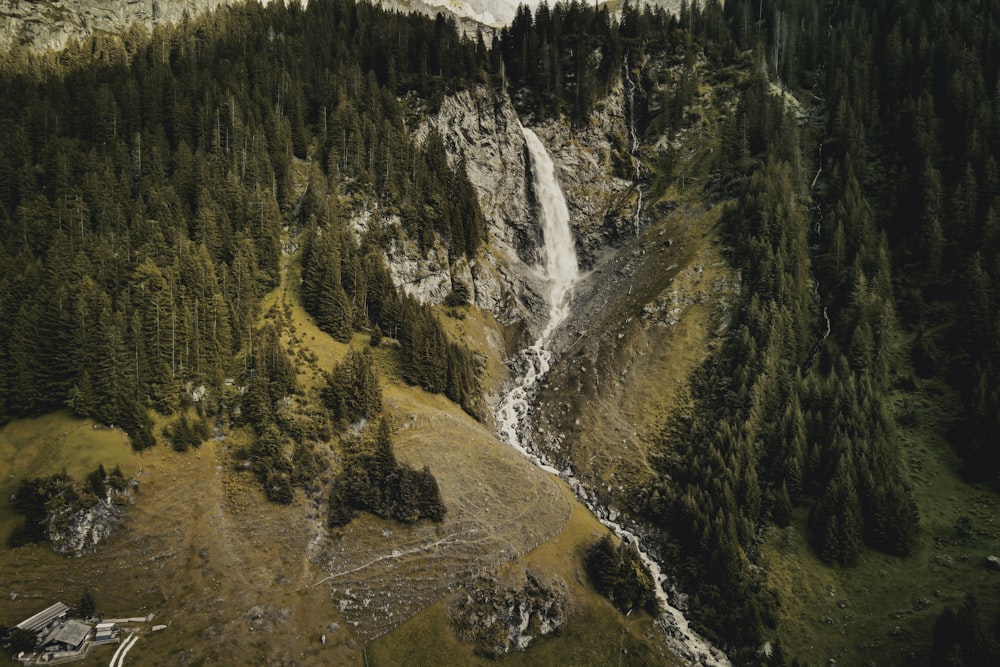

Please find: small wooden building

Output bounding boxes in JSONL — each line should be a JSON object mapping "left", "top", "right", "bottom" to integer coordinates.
{"left": 40, "top": 618, "right": 91, "bottom": 653}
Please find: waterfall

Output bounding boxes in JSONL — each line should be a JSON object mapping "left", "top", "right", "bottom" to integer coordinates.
{"left": 494, "top": 126, "right": 578, "bottom": 466}
{"left": 496, "top": 126, "right": 731, "bottom": 667}
{"left": 522, "top": 127, "right": 580, "bottom": 339}
{"left": 624, "top": 50, "right": 644, "bottom": 237}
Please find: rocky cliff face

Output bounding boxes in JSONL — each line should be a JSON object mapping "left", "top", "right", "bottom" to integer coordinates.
{"left": 413, "top": 86, "right": 547, "bottom": 334}
{"left": 528, "top": 82, "right": 637, "bottom": 268}
{"left": 0, "top": 0, "right": 253, "bottom": 52}
{"left": 411, "top": 84, "right": 637, "bottom": 341}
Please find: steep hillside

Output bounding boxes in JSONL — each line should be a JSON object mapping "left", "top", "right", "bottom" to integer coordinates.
{"left": 0, "top": 241, "right": 574, "bottom": 666}
{"left": 0, "top": 0, "right": 241, "bottom": 52}
{"left": 0, "top": 5, "right": 707, "bottom": 664}
{"left": 4, "top": 1, "right": 999, "bottom": 665}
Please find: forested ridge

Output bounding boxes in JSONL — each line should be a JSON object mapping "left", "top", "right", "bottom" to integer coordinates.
{"left": 0, "top": 0, "right": 490, "bottom": 444}
{"left": 640, "top": 0, "right": 1000, "bottom": 662}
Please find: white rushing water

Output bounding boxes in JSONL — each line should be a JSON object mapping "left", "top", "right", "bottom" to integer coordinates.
{"left": 624, "top": 51, "right": 644, "bottom": 237}
{"left": 496, "top": 127, "right": 731, "bottom": 667}
{"left": 494, "top": 126, "right": 579, "bottom": 473}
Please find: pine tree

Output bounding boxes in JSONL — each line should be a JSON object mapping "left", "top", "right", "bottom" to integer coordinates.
{"left": 79, "top": 588, "right": 96, "bottom": 618}
{"left": 324, "top": 347, "right": 382, "bottom": 424}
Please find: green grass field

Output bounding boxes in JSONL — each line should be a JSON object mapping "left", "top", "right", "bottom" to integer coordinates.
{"left": 368, "top": 481, "right": 684, "bottom": 667}
{"left": 0, "top": 410, "right": 138, "bottom": 539}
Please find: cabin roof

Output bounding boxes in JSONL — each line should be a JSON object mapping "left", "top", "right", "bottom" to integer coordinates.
{"left": 41, "top": 619, "right": 91, "bottom": 649}
{"left": 15, "top": 602, "right": 69, "bottom": 633}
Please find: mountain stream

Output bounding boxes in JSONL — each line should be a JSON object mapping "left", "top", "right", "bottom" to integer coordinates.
{"left": 495, "top": 126, "right": 731, "bottom": 666}
{"left": 624, "top": 50, "right": 644, "bottom": 237}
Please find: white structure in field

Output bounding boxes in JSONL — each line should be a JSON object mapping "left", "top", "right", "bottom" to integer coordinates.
{"left": 14, "top": 602, "right": 70, "bottom": 635}
{"left": 13, "top": 602, "right": 103, "bottom": 665}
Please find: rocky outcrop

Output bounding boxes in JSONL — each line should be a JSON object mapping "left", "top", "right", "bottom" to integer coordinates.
{"left": 0, "top": 0, "right": 245, "bottom": 52}
{"left": 380, "top": 217, "right": 455, "bottom": 304}
{"left": 416, "top": 87, "right": 537, "bottom": 264}
{"left": 529, "top": 82, "right": 637, "bottom": 268}
{"left": 415, "top": 86, "right": 549, "bottom": 331}
{"left": 449, "top": 571, "right": 567, "bottom": 657}
{"left": 48, "top": 491, "right": 131, "bottom": 556}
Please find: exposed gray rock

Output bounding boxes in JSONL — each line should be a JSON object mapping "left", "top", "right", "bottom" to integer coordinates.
{"left": 416, "top": 87, "right": 536, "bottom": 262}
{"left": 415, "top": 86, "right": 548, "bottom": 331}
{"left": 358, "top": 79, "right": 640, "bottom": 348}
{"left": 449, "top": 571, "right": 567, "bottom": 658}
{"left": 0, "top": 0, "right": 244, "bottom": 53}
{"left": 48, "top": 495, "right": 128, "bottom": 556}
{"left": 373, "top": 0, "right": 503, "bottom": 37}
{"left": 383, "top": 229, "right": 453, "bottom": 304}
{"left": 529, "top": 82, "right": 636, "bottom": 267}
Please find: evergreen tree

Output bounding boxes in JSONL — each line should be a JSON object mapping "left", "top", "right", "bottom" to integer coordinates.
{"left": 323, "top": 347, "right": 382, "bottom": 424}
{"left": 327, "top": 416, "right": 444, "bottom": 527}
{"left": 79, "top": 588, "right": 96, "bottom": 618}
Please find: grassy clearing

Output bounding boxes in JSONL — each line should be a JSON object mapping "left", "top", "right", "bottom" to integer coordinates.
{"left": 0, "top": 411, "right": 137, "bottom": 539}
{"left": 368, "top": 481, "right": 683, "bottom": 667}
{"left": 0, "top": 434, "right": 360, "bottom": 667}
{"left": 0, "top": 157, "right": 560, "bottom": 666}
{"left": 762, "top": 376, "right": 1000, "bottom": 665}
{"left": 308, "top": 379, "right": 573, "bottom": 641}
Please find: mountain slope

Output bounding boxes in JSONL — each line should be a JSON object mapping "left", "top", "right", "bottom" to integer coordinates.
{"left": 3, "top": 1, "right": 999, "bottom": 665}
{"left": 0, "top": 241, "right": 575, "bottom": 665}
{"left": 0, "top": 0, "right": 244, "bottom": 52}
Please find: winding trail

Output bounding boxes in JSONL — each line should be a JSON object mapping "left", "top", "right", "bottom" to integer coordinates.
{"left": 298, "top": 526, "right": 483, "bottom": 589}
{"left": 495, "top": 126, "right": 731, "bottom": 667}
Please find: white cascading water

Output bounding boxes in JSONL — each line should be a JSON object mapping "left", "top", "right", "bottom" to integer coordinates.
{"left": 624, "top": 50, "right": 644, "bottom": 237}
{"left": 495, "top": 126, "right": 578, "bottom": 474}
{"left": 496, "top": 127, "right": 731, "bottom": 667}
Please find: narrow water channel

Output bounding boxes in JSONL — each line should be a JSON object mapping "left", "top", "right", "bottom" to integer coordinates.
{"left": 495, "top": 125, "right": 731, "bottom": 667}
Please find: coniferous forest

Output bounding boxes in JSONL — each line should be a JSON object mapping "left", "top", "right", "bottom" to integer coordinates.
{"left": 0, "top": 0, "right": 999, "bottom": 664}
{"left": 0, "top": 0, "right": 487, "bottom": 439}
